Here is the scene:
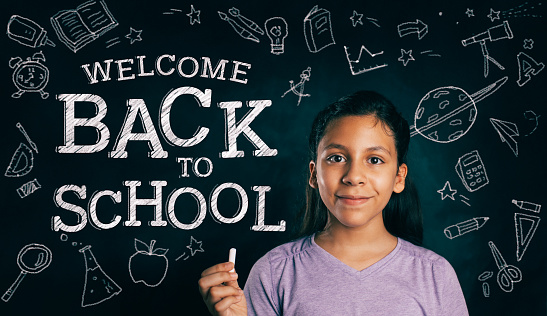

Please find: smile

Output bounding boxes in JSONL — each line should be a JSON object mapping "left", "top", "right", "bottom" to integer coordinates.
{"left": 336, "top": 195, "right": 371, "bottom": 206}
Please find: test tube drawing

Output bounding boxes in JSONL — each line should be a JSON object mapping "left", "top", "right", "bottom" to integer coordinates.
{"left": 444, "top": 217, "right": 489, "bottom": 239}
{"left": 512, "top": 199, "right": 541, "bottom": 213}
{"left": 7, "top": 15, "right": 56, "bottom": 48}
{"left": 79, "top": 245, "right": 122, "bottom": 307}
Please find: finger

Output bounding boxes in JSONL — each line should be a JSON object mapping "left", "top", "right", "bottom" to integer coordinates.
{"left": 212, "top": 293, "right": 244, "bottom": 314}
{"left": 201, "top": 262, "right": 234, "bottom": 278}
{"left": 198, "top": 271, "right": 238, "bottom": 296}
{"left": 208, "top": 285, "right": 244, "bottom": 304}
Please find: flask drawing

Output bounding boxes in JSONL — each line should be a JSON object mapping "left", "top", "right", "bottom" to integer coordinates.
{"left": 79, "top": 245, "right": 122, "bottom": 307}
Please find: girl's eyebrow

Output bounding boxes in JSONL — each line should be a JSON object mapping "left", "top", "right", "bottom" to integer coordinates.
{"left": 323, "top": 143, "right": 392, "bottom": 157}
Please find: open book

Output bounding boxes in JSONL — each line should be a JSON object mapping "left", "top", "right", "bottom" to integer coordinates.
{"left": 50, "top": 0, "right": 118, "bottom": 53}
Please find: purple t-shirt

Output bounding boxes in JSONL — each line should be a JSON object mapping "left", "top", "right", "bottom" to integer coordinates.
{"left": 243, "top": 234, "right": 468, "bottom": 315}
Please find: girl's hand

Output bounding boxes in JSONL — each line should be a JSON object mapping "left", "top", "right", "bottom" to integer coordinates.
{"left": 198, "top": 262, "right": 248, "bottom": 316}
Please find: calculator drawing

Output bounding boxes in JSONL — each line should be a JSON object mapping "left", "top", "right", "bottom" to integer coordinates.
{"left": 455, "top": 150, "right": 489, "bottom": 192}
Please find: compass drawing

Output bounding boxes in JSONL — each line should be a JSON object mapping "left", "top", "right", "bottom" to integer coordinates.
{"left": 344, "top": 45, "right": 388, "bottom": 75}
{"left": 281, "top": 67, "right": 311, "bottom": 106}
{"left": 9, "top": 51, "right": 50, "bottom": 99}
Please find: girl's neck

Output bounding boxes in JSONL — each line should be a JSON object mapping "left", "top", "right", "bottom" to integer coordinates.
{"left": 314, "top": 220, "right": 398, "bottom": 271}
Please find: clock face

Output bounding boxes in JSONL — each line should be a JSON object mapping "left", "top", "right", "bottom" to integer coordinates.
{"left": 14, "top": 62, "right": 49, "bottom": 90}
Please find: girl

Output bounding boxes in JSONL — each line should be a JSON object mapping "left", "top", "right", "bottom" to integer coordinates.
{"left": 198, "top": 91, "right": 468, "bottom": 315}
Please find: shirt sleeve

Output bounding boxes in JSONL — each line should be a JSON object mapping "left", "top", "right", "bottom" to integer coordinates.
{"left": 243, "top": 253, "right": 280, "bottom": 316}
{"left": 438, "top": 258, "right": 469, "bottom": 316}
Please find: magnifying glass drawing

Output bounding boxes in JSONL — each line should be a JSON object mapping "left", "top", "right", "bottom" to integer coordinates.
{"left": 2, "top": 243, "right": 52, "bottom": 302}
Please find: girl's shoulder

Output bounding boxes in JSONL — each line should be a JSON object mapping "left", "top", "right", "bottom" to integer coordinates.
{"left": 397, "top": 238, "right": 453, "bottom": 267}
{"left": 260, "top": 235, "right": 314, "bottom": 264}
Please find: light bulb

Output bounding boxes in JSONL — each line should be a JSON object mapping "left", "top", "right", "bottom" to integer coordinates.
{"left": 264, "top": 17, "right": 288, "bottom": 55}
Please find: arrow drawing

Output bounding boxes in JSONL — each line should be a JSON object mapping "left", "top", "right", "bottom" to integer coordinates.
{"left": 397, "top": 19, "right": 428, "bottom": 40}
{"left": 490, "top": 118, "right": 519, "bottom": 156}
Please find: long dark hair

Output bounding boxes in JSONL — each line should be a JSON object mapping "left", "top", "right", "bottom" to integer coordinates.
{"left": 293, "top": 91, "right": 423, "bottom": 245}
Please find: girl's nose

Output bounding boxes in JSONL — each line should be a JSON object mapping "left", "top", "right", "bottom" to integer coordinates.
{"left": 342, "top": 162, "right": 366, "bottom": 185}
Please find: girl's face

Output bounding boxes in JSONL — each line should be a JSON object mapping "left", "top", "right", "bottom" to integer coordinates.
{"left": 309, "top": 115, "right": 407, "bottom": 231}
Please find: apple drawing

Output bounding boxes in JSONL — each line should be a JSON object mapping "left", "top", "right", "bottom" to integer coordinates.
{"left": 128, "top": 239, "right": 169, "bottom": 287}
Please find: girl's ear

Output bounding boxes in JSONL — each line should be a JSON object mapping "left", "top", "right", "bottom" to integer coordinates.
{"left": 309, "top": 161, "right": 318, "bottom": 188}
{"left": 393, "top": 163, "right": 407, "bottom": 193}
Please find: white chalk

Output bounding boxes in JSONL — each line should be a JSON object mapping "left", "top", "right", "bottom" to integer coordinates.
{"left": 228, "top": 248, "right": 236, "bottom": 272}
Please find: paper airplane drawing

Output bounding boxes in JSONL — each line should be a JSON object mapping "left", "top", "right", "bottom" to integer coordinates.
{"left": 514, "top": 212, "right": 540, "bottom": 261}
{"left": 490, "top": 118, "right": 519, "bottom": 156}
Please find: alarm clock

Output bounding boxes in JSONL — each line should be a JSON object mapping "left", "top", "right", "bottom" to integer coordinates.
{"left": 9, "top": 51, "right": 50, "bottom": 99}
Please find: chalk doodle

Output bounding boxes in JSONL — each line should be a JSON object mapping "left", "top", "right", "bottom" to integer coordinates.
{"left": 523, "top": 39, "right": 534, "bottom": 49}
{"left": 7, "top": 15, "right": 56, "bottom": 48}
{"left": 455, "top": 150, "right": 489, "bottom": 192}
{"left": 125, "top": 27, "right": 143, "bottom": 44}
{"left": 230, "top": 8, "right": 264, "bottom": 35}
{"left": 265, "top": 17, "right": 288, "bottom": 55}
{"left": 489, "top": 118, "right": 519, "bottom": 156}
{"left": 16, "top": 123, "right": 38, "bottom": 154}
{"left": 482, "top": 282, "right": 490, "bottom": 297}
{"left": 478, "top": 271, "right": 494, "bottom": 281}
{"left": 461, "top": 21, "right": 513, "bottom": 77}
{"left": 513, "top": 199, "right": 541, "bottom": 213}
{"left": 459, "top": 194, "right": 471, "bottom": 207}
{"left": 465, "top": 8, "right": 475, "bottom": 18}
{"left": 514, "top": 213, "right": 540, "bottom": 261}
{"left": 9, "top": 51, "right": 50, "bottom": 99}
{"left": 437, "top": 181, "right": 457, "bottom": 201}
{"left": 523, "top": 110, "right": 540, "bottom": 136}
{"left": 488, "top": 241, "right": 522, "bottom": 292}
{"left": 350, "top": 10, "right": 363, "bottom": 27}
{"left": 79, "top": 245, "right": 122, "bottom": 307}
{"left": 304, "top": 5, "right": 335, "bottom": 53}
{"left": 420, "top": 50, "right": 441, "bottom": 58}
{"left": 17, "top": 179, "right": 41, "bottom": 198}
{"left": 366, "top": 17, "right": 381, "bottom": 28}
{"left": 50, "top": 0, "right": 118, "bottom": 53}
{"left": 397, "top": 19, "right": 428, "bottom": 40}
{"left": 129, "top": 239, "right": 169, "bottom": 287}
{"left": 2, "top": 243, "right": 52, "bottom": 302}
{"left": 218, "top": 11, "right": 259, "bottom": 43}
{"left": 281, "top": 67, "right": 311, "bottom": 106}
{"left": 397, "top": 49, "right": 415, "bottom": 66}
{"left": 410, "top": 76, "right": 508, "bottom": 143}
{"left": 343, "top": 45, "right": 387, "bottom": 75}
{"left": 516, "top": 52, "right": 545, "bottom": 87}
{"left": 176, "top": 236, "right": 204, "bottom": 261}
{"left": 5, "top": 143, "right": 34, "bottom": 178}
{"left": 444, "top": 217, "right": 488, "bottom": 239}
{"left": 105, "top": 37, "right": 121, "bottom": 48}
{"left": 487, "top": 8, "right": 501, "bottom": 22}
{"left": 187, "top": 5, "right": 201, "bottom": 25}
{"left": 501, "top": 2, "right": 543, "bottom": 18}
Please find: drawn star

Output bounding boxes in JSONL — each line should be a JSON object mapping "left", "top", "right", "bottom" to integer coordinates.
{"left": 186, "top": 236, "right": 204, "bottom": 256}
{"left": 487, "top": 8, "right": 500, "bottom": 22}
{"left": 398, "top": 49, "right": 415, "bottom": 66}
{"left": 125, "top": 27, "right": 142, "bottom": 44}
{"left": 523, "top": 39, "right": 534, "bottom": 50}
{"left": 187, "top": 4, "right": 201, "bottom": 25}
{"left": 350, "top": 10, "right": 363, "bottom": 27}
{"left": 465, "top": 8, "right": 474, "bottom": 17}
{"left": 437, "top": 181, "right": 457, "bottom": 201}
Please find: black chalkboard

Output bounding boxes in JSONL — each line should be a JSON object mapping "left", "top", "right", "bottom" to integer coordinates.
{"left": 1, "top": 0, "right": 545, "bottom": 315}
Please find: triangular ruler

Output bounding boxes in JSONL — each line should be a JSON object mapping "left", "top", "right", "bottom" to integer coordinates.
{"left": 514, "top": 212, "right": 540, "bottom": 261}
{"left": 4, "top": 143, "right": 34, "bottom": 177}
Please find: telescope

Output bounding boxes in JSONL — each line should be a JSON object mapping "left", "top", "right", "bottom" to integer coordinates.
{"left": 461, "top": 21, "right": 513, "bottom": 77}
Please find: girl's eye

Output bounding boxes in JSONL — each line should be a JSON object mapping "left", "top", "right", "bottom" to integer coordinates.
{"left": 327, "top": 155, "right": 346, "bottom": 163}
{"left": 369, "top": 157, "right": 384, "bottom": 165}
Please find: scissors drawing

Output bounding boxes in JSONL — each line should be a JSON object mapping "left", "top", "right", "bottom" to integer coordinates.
{"left": 488, "top": 241, "right": 522, "bottom": 292}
